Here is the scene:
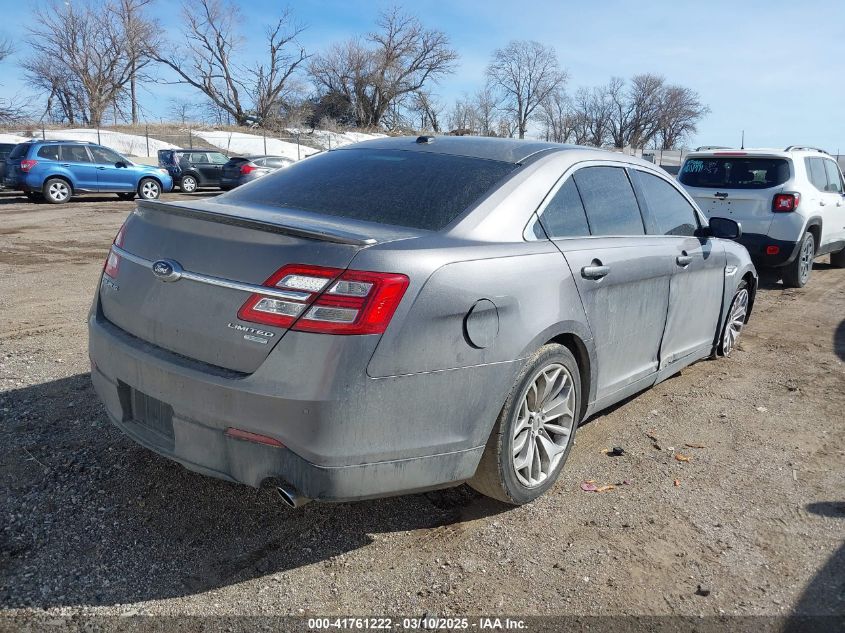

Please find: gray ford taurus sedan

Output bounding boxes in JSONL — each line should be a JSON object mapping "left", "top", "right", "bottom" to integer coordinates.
{"left": 89, "top": 136, "right": 756, "bottom": 506}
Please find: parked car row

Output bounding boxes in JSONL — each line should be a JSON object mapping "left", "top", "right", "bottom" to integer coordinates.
{"left": 678, "top": 145, "right": 845, "bottom": 287}
{"left": 1, "top": 140, "right": 293, "bottom": 203}
{"left": 157, "top": 149, "right": 292, "bottom": 192}
{"left": 89, "top": 136, "right": 761, "bottom": 508}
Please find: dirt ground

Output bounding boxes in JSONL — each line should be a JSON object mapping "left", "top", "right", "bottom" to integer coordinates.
{"left": 1, "top": 189, "right": 844, "bottom": 626}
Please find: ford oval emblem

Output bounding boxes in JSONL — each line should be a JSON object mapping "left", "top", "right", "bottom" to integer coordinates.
{"left": 151, "top": 259, "right": 182, "bottom": 282}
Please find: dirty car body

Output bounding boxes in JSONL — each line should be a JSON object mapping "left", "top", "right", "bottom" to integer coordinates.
{"left": 88, "top": 137, "right": 757, "bottom": 504}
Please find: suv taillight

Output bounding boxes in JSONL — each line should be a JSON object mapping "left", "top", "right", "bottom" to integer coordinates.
{"left": 103, "top": 223, "right": 127, "bottom": 278}
{"left": 238, "top": 264, "right": 409, "bottom": 335}
{"left": 20, "top": 159, "right": 37, "bottom": 172}
{"left": 773, "top": 193, "right": 800, "bottom": 212}
{"left": 240, "top": 163, "right": 257, "bottom": 175}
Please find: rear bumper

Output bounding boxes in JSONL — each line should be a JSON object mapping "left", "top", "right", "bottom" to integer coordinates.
{"left": 88, "top": 309, "right": 514, "bottom": 501}
{"left": 736, "top": 232, "right": 800, "bottom": 267}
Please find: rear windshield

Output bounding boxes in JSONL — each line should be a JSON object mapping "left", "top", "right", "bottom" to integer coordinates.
{"left": 679, "top": 157, "right": 790, "bottom": 189}
{"left": 222, "top": 148, "right": 517, "bottom": 231}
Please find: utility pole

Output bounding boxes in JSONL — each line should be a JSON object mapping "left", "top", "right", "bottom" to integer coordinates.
{"left": 741, "top": 130, "right": 745, "bottom": 150}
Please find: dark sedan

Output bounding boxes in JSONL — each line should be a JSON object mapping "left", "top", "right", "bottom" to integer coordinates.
{"left": 220, "top": 155, "right": 293, "bottom": 190}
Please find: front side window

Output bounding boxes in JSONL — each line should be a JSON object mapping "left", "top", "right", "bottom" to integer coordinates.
{"left": 60, "top": 145, "right": 91, "bottom": 163}
{"left": 572, "top": 166, "right": 644, "bottom": 236}
{"left": 539, "top": 177, "right": 590, "bottom": 238}
{"left": 189, "top": 153, "right": 209, "bottom": 164}
{"left": 822, "top": 160, "right": 844, "bottom": 193}
{"left": 633, "top": 170, "right": 699, "bottom": 236}
{"left": 680, "top": 157, "right": 790, "bottom": 189}
{"left": 89, "top": 146, "right": 124, "bottom": 165}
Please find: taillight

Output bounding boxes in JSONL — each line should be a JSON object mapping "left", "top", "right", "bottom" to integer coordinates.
{"left": 238, "top": 264, "right": 409, "bottom": 335}
{"left": 773, "top": 193, "right": 800, "bottom": 212}
{"left": 240, "top": 163, "right": 257, "bottom": 175}
{"left": 103, "top": 223, "right": 127, "bottom": 278}
{"left": 20, "top": 159, "right": 37, "bottom": 172}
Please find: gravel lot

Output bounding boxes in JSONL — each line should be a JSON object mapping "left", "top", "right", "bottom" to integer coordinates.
{"left": 1, "top": 189, "right": 844, "bottom": 625}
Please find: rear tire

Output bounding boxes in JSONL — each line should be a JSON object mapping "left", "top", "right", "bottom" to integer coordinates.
{"left": 42, "top": 178, "right": 71, "bottom": 204}
{"left": 469, "top": 344, "right": 581, "bottom": 505}
{"left": 782, "top": 232, "right": 815, "bottom": 288}
{"left": 718, "top": 280, "right": 749, "bottom": 356}
{"left": 830, "top": 247, "right": 845, "bottom": 269}
{"left": 180, "top": 175, "right": 197, "bottom": 193}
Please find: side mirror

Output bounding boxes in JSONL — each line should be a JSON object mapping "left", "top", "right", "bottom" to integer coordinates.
{"left": 707, "top": 216, "right": 742, "bottom": 240}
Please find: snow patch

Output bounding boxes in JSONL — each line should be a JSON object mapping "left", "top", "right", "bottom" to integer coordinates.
{"left": 193, "top": 130, "right": 320, "bottom": 161}
{"left": 36, "top": 129, "right": 178, "bottom": 156}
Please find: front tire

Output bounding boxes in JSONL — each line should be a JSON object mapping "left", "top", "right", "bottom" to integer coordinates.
{"left": 782, "top": 232, "right": 815, "bottom": 288}
{"left": 469, "top": 344, "right": 581, "bottom": 505}
{"left": 180, "top": 175, "right": 197, "bottom": 193}
{"left": 138, "top": 178, "right": 161, "bottom": 200}
{"left": 42, "top": 178, "right": 71, "bottom": 204}
{"left": 718, "top": 280, "right": 749, "bottom": 356}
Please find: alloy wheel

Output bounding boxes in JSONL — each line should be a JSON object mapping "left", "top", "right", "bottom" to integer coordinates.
{"left": 141, "top": 180, "right": 160, "bottom": 199}
{"left": 512, "top": 363, "right": 576, "bottom": 488}
{"left": 722, "top": 288, "right": 749, "bottom": 356}
{"left": 48, "top": 181, "right": 69, "bottom": 202}
{"left": 799, "top": 236, "right": 814, "bottom": 284}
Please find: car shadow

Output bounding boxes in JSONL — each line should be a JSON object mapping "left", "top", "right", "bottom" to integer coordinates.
{"left": 781, "top": 502, "right": 845, "bottom": 630}
{"left": 757, "top": 262, "right": 832, "bottom": 290}
{"left": 835, "top": 319, "right": 845, "bottom": 362}
{"left": 1, "top": 373, "right": 508, "bottom": 608}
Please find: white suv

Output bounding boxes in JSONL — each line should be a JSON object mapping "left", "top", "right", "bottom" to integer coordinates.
{"left": 678, "top": 146, "right": 845, "bottom": 287}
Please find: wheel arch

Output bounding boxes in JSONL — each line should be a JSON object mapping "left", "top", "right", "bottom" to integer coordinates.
{"left": 804, "top": 216, "right": 823, "bottom": 251}
{"left": 545, "top": 331, "right": 593, "bottom": 422}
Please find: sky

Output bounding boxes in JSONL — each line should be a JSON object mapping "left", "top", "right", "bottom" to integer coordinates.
{"left": 0, "top": 0, "right": 843, "bottom": 151}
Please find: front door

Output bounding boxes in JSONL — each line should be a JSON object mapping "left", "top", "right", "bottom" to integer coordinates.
{"left": 89, "top": 145, "right": 134, "bottom": 192}
{"left": 631, "top": 169, "right": 727, "bottom": 366}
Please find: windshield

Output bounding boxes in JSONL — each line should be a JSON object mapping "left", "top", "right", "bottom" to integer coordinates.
{"left": 222, "top": 148, "right": 517, "bottom": 231}
{"left": 679, "top": 157, "right": 790, "bottom": 189}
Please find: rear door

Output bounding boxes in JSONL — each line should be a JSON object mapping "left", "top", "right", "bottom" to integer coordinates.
{"left": 89, "top": 145, "right": 134, "bottom": 192}
{"left": 821, "top": 158, "right": 845, "bottom": 244}
{"left": 199, "top": 152, "right": 228, "bottom": 184}
{"left": 544, "top": 164, "right": 674, "bottom": 402}
{"left": 59, "top": 144, "right": 98, "bottom": 191}
{"left": 632, "top": 168, "right": 726, "bottom": 365}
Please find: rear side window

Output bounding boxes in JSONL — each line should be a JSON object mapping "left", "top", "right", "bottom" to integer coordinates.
{"left": 189, "top": 153, "right": 208, "bottom": 164}
{"left": 9, "top": 144, "right": 29, "bottom": 160}
{"left": 822, "top": 160, "right": 844, "bottom": 193}
{"left": 539, "top": 177, "right": 590, "bottom": 238}
{"left": 208, "top": 153, "right": 228, "bottom": 164}
{"left": 265, "top": 158, "right": 291, "bottom": 168}
{"left": 633, "top": 170, "right": 699, "bottom": 236}
{"left": 805, "top": 158, "right": 828, "bottom": 191}
{"left": 679, "top": 157, "right": 790, "bottom": 189}
{"left": 572, "top": 166, "right": 644, "bottom": 236}
{"left": 223, "top": 148, "right": 517, "bottom": 231}
{"left": 37, "top": 145, "right": 60, "bottom": 160}
{"left": 60, "top": 145, "right": 91, "bottom": 163}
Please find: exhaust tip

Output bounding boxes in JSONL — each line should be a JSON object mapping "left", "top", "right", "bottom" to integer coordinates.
{"left": 277, "top": 483, "right": 311, "bottom": 509}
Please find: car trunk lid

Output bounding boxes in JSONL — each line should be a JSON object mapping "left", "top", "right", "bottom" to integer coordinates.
{"left": 687, "top": 189, "right": 778, "bottom": 236}
{"left": 99, "top": 199, "right": 418, "bottom": 373}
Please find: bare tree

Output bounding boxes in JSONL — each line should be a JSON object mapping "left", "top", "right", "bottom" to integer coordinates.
{"left": 447, "top": 97, "right": 478, "bottom": 134}
{"left": 474, "top": 85, "right": 497, "bottom": 136}
{"left": 113, "top": 0, "right": 159, "bottom": 124}
{"left": 607, "top": 73, "right": 666, "bottom": 149}
{"left": 309, "top": 8, "right": 458, "bottom": 128}
{"left": 572, "top": 86, "right": 613, "bottom": 147}
{"left": 412, "top": 90, "right": 442, "bottom": 133}
{"left": 0, "top": 37, "right": 24, "bottom": 122}
{"left": 538, "top": 89, "right": 576, "bottom": 143}
{"left": 168, "top": 99, "right": 199, "bottom": 126}
{"left": 23, "top": 0, "right": 158, "bottom": 125}
{"left": 154, "top": 0, "right": 307, "bottom": 126}
{"left": 486, "top": 40, "right": 567, "bottom": 139}
{"left": 657, "top": 85, "right": 709, "bottom": 149}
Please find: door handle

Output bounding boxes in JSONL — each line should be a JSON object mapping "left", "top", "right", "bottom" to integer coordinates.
{"left": 676, "top": 255, "right": 692, "bottom": 267}
{"left": 581, "top": 264, "right": 610, "bottom": 280}
{"left": 96, "top": 166, "right": 106, "bottom": 170}
{"left": 61, "top": 163, "right": 70, "bottom": 167}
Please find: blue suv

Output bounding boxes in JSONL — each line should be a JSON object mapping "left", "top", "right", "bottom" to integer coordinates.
{"left": 4, "top": 140, "right": 173, "bottom": 204}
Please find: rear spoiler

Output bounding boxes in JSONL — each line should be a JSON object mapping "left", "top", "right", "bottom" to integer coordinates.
{"left": 136, "top": 199, "right": 377, "bottom": 246}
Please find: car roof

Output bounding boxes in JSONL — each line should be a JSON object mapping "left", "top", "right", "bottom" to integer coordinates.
{"left": 341, "top": 135, "right": 584, "bottom": 164}
{"left": 685, "top": 146, "right": 831, "bottom": 159}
